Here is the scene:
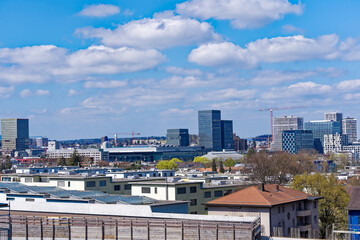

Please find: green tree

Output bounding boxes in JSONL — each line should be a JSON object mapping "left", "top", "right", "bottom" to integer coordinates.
{"left": 193, "top": 156, "right": 210, "bottom": 164}
{"left": 224, "top": 158, "right": 236, "bottom": 167}
{"left": 170, "top": 158, "right": 182, "bottom": 163}
{"left": 66, "top": 149, "right": 82, "bottom": 166}
{"left": 219, "top": 160, "right": 225, "bottom": 173}
{"left": 291, "top": 173, "right": 350, "bottom": 238}
{"left": 211, "top": 159, "right": 217, "bottom": 172}
{"left": 156, "top": 159, "right": 179, "bottom": 170}
{"left": 58, "top": 157, "right": 67, "bottom": 166}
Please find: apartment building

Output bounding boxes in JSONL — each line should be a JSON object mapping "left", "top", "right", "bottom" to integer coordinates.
{"left": 130, "top": 180, "right": 241, "bottom": 214}
{"left": 206, "top": 184, "right": 321, "bottom": 238}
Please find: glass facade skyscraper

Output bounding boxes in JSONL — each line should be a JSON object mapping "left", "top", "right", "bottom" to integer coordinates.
{"left": 1, "top": 118, "right": 29, "bottom": 151}
{"left": 166, "top": 129, "right": 189, "bottom": 147}
{"left": 304, "top": 120, "right": 341, "bottom": 153}
{"left": 342, "top": 117, "right": 358, "bottom": 143}
{"left": 198, "top": 110, "right": 222, "bottom": 151}
{"left": 221, "top": 120, "right": 234, "bottom": 150}
{"left": 282, "top": 130, "right": 314, "bottom": 154}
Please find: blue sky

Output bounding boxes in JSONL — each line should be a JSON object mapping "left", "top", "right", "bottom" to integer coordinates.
{"left": 1, "top": 0, "right": 360, "bottom": 140}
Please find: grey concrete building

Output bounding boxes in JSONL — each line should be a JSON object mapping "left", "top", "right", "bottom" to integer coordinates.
{"left": 272, "top": 116, "right": 303, "bottom": 151}
{"left": 166, "top": 129, "right": 189, "bottom": 147}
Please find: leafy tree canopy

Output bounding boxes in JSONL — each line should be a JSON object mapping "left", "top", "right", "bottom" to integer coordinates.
{"left": 291, "top": 173, "right": 349, "bottom": 238}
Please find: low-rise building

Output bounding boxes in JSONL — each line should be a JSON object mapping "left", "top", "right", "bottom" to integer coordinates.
{"left": 206, "top": 184, "right": 321, "bottom": 238}
{"left": 130, "top": 180, "right": 244, "bottom": 214}
{"left": 47, "top": 148, "right": 103, "bottom": 162}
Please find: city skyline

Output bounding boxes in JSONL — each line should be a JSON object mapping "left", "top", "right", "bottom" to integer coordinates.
{"left": 2, "top": 1, "right": 360, "bottom": 139}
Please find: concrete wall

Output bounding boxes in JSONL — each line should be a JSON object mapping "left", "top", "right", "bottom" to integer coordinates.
{"left": 2, "top": 215, "right": 260, "bottom": 240}
{"left": 208, "top": 206, "right": 269, "bottom": 236}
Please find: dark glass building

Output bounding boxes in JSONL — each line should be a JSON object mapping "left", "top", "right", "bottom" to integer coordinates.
{"left": 304, "top": 120, "right": 341, "bottom": 153}
{"left": 1, "top": 118, "right": 29, "bottom": 151}
{"left": 221, "top": 120, "right": 234, "bottom": 150}
{"left": 166, "top": 129, "right": 189, "bottom": 147}
{"left": 282, "top": 130, "right": 314, "bottom": 154}
{"left": 198, "top": 110, "right": 222, "bottom": 151}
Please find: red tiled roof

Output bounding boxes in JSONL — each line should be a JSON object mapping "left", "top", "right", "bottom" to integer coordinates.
{"left": 207, "top": 184, "right": 312, "bottom": 207}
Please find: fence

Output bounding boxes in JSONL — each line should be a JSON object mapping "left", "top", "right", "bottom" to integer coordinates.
{"left": 0, "top": 215, "right": 260, "bottom": 240}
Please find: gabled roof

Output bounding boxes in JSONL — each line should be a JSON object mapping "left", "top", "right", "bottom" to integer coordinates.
{"left": 206, "top": 184, "right": 314, "bottom": 207}
{"left": 347, "top": 187, "right": 360, "bottom": 210}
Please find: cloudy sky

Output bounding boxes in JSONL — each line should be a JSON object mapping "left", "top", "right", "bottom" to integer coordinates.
{"left": 1, "top": 0, "right": 360, "bottom": 140}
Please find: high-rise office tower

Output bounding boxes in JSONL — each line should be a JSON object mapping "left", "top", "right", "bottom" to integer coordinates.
{"left": 36, "top": 137, "right": 48, "bottom": 147}
{"left": 342, "top": 117, "right": 358, "bottom": 143}
{"left": 1, "top": 118, "right": 29, "bottom": 151}
{"left": 221, "top": 120, "right": 234, "bottom": 150}
{"left": 304, "top": 120, "right": 342, "bottom": 153}
{"left": 166, "top": 129, "right": 189, "bottom": 147}
{"left": 282, "top": 130, "right": 314, "bottom": 154}
{"left": 272, "top": 116, "right": 304, "bottom": 151}
{"left": 324, "top": 112, "right": 343, "bottom": 122}
{"left": 324, "top": 133, "right": 348, "bottom": 154}
{"left": 198, "top": 110, "right": 222, "bottom": 151}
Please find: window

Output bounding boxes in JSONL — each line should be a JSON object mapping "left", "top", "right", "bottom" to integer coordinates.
{"left": 204, "top": 191, "right": 211, "bottom": 198}
{"left": 6, "top": 198, "right": 14, "bottom": 201}
{"left": 154, "top": 187, "right": 158, "bottom": 194}
{"left": 86, "top": 181, "right": 96, "bottom": 187}
{"left": 282, "top": 206, "right": 285, "bottom": 213}
{"left": 170, "top": 173, "right": 173, "bottom": 176}
{"left": 2, "top": 177, "right": 11, "bottom": 182}
{"left": 190, "top": 186, "right": 197, "bottom": 193}
{"left": 314, "top": 215, "right": 317, "bottom": 224}
{"left": 177, "top": 187, "right": 186, "bottom": 194}
{"left": 292, "top": 219, "right": 295, "bottom": 226}
{"left": 287, "top": 213, "right": 290, "bottom": 220}
{"left": 25, "top": 178, "right": 32, "bottom": 183}
{"left": 278, "top": 207, "right": 281, "bottom": 214}
{"left": 313, "top": 201, "right": 317, "bottom": 208}
{"left": 292, "top": 204, "right": 295, "bottom": 211}
{"left": 26, "top": 198, "right": 34, "bottom": 202}
{"left": 68, "top": 182, "right": 71, "bottom": 187}
{"left": 142, "top": 187, "right": 151, "bottom": 193}
{"left": 190, "top": 212, "right": 197, "bottom": 214}
{"left": 114, "top": 185, "right": 121, "bottom": 191}
{"left": 58, "top": 181, "right": 65, "bottom": 187}
{"left": 224, "top": 190, "right": 232, "bottom": 196}
{"left": 125, "top": 184, "right": 131, "bottom": 190}
{"left": 214, "top": 190, "right": 223, "bottom": 197}
{"left": 190, "top": 199, "right": 197, "bottom": 206}
{"left": 99, "top": 180, "right": 106, "bottom": 186}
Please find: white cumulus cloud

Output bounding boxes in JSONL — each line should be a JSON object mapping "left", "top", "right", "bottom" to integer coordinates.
{"left": 79, "top": 4, "right": 120, "bottom": 17}
{"left": 176, "top": 0, "right": 303, "bottom": 29}
{"left": 76, "top": 14, "right": 220, "bottom": 49}
{"left": 19, "top": 89, "right": 50, "bottom": 98}
{"left": 189, "top": 34, "right": 340, "bottom": 67}
{"left": 84, "top": 80, "right": 127, "bottom": 88}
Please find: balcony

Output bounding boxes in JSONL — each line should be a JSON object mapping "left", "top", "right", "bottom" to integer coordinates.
{"left": 296, "top": 209, "right": 312, "bottom": 217}
{"left": 298, "top": 224, "right": 312, "bottom": 232}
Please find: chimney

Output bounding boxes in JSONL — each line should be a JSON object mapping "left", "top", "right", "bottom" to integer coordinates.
{"left": 258, "top": 183, "right": 265, "bottom": 191}
{"left": 276, "top": 185, "right": 280, "bottom": 192}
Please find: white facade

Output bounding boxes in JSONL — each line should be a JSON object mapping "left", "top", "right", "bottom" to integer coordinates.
{"left": 48, "top": 140, "right": 60, "bottom": 151}
{"left": 48, "top": 148, "right": 102, "bottom": 161}
{"left": 343, "top": 117, "right": 358, "bottom": 143}
{"left": 324, "top": 133, "right": 348, "bottom": 154}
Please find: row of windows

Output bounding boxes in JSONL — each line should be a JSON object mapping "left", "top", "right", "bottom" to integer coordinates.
{"left": 86, "top": 180, "right": 107, "bottom": 188}
{"left": 113, "top": 184, "right": 131, "bottom": 191}
{"left": 176, "top": 186, "right": 197, "bottom": 194}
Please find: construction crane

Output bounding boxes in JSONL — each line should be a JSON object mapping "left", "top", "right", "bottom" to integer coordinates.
{"left": 259, "top": 106, "right": 307, "bottom": 143}
{"left": 111, "top": 131, "right": 141, "bottom": 145}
